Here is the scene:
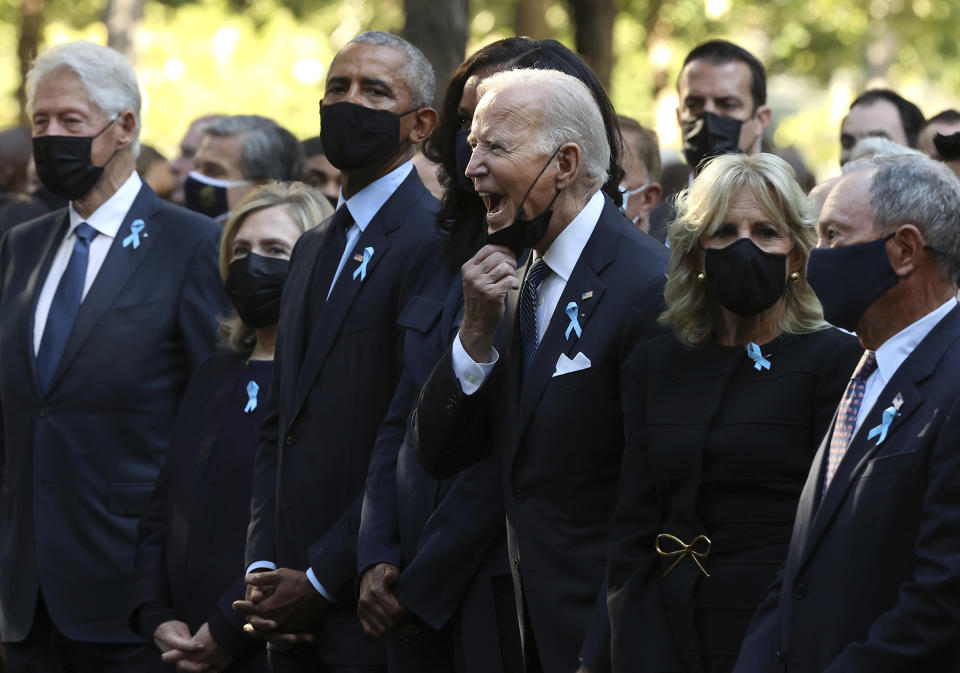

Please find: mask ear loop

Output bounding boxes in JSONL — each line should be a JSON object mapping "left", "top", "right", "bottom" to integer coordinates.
{"left": 513, "top": 144, "right": 563, "bottom": 222}
{"left": 92, "top": 116, "right": 122, "bottom": 170}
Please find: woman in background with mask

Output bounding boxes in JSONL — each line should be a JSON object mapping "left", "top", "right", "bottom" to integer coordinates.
{"left": 607, "top": 153, "right": 862, "bottom": 673}
{"left": 130, "top": 182, "right": 332, "bottom": 672}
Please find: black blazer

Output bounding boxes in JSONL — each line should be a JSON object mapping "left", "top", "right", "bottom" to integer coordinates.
{"left": 735, "top": 304, "right": 960, "bottom": 673}
{"left": 0, "top": 184, "right": 226, "bottom": 643}
{"left": 607, "top": 328, "right": 861, "bottom": 673}
{"left": 131, "top": 351, "right": 271, "bottom": 670}
{"left": 359, "top": 253, "right": 517, "bottom": 673}
{"left": 244, "top": 169, "right": 442, "bottom": 665}
{"left": 414, "top": 196, "right": 669, "bottom": 673}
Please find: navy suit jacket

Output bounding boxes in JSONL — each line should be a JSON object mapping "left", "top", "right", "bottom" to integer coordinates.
{"left": 735, "top": 303, "right": 960, "bottom": 673}
{"left": 244, "top": 169, "right": 441, "bottom": 665}
{"left": 414, "top": 197, "right": 668, "bottom": 673}
{"left": 0, "top": 183, "right": 226, "bottom": 643}
{"left": 359, "top": 252, "right": 516, "bottom": 673}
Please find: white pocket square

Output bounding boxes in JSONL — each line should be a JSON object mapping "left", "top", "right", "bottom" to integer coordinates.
{"left": 553, "top": 352, "right": 591, "bottom": 377}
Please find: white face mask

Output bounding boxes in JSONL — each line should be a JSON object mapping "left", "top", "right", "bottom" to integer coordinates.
{"left": 619, "top": 183, "right": 649, "bottom": 223}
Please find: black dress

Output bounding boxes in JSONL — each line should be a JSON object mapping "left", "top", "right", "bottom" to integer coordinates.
{"left": 131, "top": 350, "right": 273, "bottom": 672}
{"left": 608, "top": 328, "right": 862, "bottom": 673}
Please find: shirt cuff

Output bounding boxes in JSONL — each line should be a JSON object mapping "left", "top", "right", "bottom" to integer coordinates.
{"left": 452, "top": 332, "right": 498, "bottom": 395}
{"left": 246, "top": 560, "right": 277, "bottom": 574}
{"left": 306, "top": 567, "right": 337, "bottom": 603}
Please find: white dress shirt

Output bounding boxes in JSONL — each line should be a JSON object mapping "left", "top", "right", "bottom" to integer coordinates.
{"left": 452, "top": 189, "right": 604, "bottom": 394}
{"left": 246, "top": 161, "right": 414, "bottom": 601}
{"left": 326, "top": 161, "right": 414, "bottom": 299}
{"left": 33, "top": 171, "right": 142, "bottom": 354}
{"left": 854, "top": 298, "right": 957, "bottom": 433}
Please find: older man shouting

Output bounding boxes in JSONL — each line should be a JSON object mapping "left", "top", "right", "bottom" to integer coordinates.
{"left": 413, "top": 68, "right": 667, "bottom": 673}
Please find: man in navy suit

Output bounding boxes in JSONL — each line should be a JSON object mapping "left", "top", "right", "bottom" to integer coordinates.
{"left": 236, "top": 31, "right": 442, "bottom": 673}
{"left": 0, "top": 41, "right": 226, "bottom": 671}
{"left": 413, "top": 68, "right": 667, "bottom": 673}
{"left": 734, "top": 155, "right": 960, "bottom": 673}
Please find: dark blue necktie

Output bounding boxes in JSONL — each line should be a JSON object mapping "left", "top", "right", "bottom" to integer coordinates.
{"left": 518, "top": 257, "right": 550, "bottom": 376}
{"left": 37, "top": 222, "right": 98, "bottom": 391}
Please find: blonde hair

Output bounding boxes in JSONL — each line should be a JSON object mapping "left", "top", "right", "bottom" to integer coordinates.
{"left": 661, "top": 152, "right": 826, "bottom": 348}
{"left": 219, "top": 181, "right": 334, "bottom": 355}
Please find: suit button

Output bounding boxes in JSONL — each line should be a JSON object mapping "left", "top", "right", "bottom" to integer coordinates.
{"left": 793, "top": 582, "right": 806, "bottom": 599}
{"left": 39, "top": 406, "right": 52, "bottom": 417}
{"left": 284, "top": 433, "right": 296, "bottom": 446}
{"left": 776, "top": 649, "right": 783, "bottom": 662}
{"left": 512, "top": 489, "right": 526, "bottom": 503}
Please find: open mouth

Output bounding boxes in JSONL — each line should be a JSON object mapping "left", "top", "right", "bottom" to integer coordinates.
{"left": 480, "top": 192, "right": 506, "bottom": 216}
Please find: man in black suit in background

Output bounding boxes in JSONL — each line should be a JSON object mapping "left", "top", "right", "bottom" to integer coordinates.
{"left": 237, "top": 31, "right": 441, "bottom": 673}
{"left": 0, "top": 40, "right": 226, "bottom": 672}
{"left": 735, "top": 155, "right": 960, "bottom": 672}
{"left": 413, "top": 68, "right": 667, "bottom": 673}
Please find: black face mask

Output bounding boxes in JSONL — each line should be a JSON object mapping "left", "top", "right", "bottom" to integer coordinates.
{"left": 806, "top": 235, "right": 899, "bottom": 332}
{"left": 225, "top": 252, "right": 290, "bottom": 328}
{"left": 184, "top": 171, "right": 250, "bottom": 221}
{"left": 32, "top": 118, "right": 117, "bottom": 200}
{"left": 934, "top": 131, "right": 960, "bottom": 161}
{"left": 682, "top": 111, "right": 743, "bottom": 175}
{"left": 320, "top": 101, "right": 417, "bottom": 171}
{"left": 453, "top": 128, "right": 476, "bottom": 193}
{"left": 704, "top": 237, "right": 788, "bottom": 316}
{"left": 324, "top": 193, "right": 339, "bottom": 209}
{"left": 485, "top": 146, "right": 562, "bottom": 257}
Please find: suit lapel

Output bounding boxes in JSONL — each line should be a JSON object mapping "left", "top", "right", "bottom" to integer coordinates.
{"left": 28, "top": 211, "right": 71, "bottom": 395}
{"left": 44, "top": 187, "right": 163, "bottom": 393}
{"left": 795, "top": 307, "right": 960, "bottom": 571}
{"left": 506, "top": 204, "right": 619, "bottom": 469}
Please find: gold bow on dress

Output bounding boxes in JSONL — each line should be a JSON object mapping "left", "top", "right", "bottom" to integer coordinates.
{"left": 655, "top": 533, "right": 712, "bottom": 578}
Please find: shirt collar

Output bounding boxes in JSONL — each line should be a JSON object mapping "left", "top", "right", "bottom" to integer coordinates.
{"left": 873, "top": 297, "right": 958, "bottom": 383}
{"left": 541, "top": 190, "right": 604, "bottom": 282}
{"left": 336, "top": 162, "right": 413, "bottom": 232}
{"left": 68, "top": 171, "right": 142, "bottom": 239}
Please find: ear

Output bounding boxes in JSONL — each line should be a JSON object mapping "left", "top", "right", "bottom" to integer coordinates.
{"left": 787, "top": 245, "right": 804, "bottom": 277}
{"left": 640, "top": 181, "right": 663, "bottom": 216}
{"left": 115, "top": 109, "right": 137, "bottom": 150}
{"left": 887, "top": 224, "right": 926, "bottom": 276}
{"left": 754, "top": 105, "right": 772, "bottom": 134}
{"left": 554, "top": 142, "right": 582, "bottom": 191}
{"left": 405, "top": 107, "right": 438, "bottom": 145}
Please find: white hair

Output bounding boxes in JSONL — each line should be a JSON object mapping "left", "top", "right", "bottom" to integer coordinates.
{"left": 477, "top": 68, "right": 610, "bottom": 192}
{"left": 26, "top": 41, "right": 142, "bottom": 154}
{"left": 843, "top": 135, "right": 924, "bottom": 171}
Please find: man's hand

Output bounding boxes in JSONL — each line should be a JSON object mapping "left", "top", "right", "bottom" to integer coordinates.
{"left": 152, "top": 620, "right": 203, "bottom": 663}
{"left": 233, "top": 568, "right": 329, "bottom": 643}
{"left": 357, "top": 563, "right": 419, "bottom": 639}
{"left": 460, "top": 244, "right": 519, "bottom": 361}
{"left": 163, "top": 623, "right": 234, "bottom": 673}
{"left": 575, "top": 666, "right": 593, "bottom": 673}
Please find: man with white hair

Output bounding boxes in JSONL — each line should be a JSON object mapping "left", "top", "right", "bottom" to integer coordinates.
{"left": 735, "top": 155, "right": 960, "bottom": 672}
{"left": 0, "top": 40, "right": 227, "bottom": 671}
{"left": 413, "top": 68, "right": 668, "bottom": 673}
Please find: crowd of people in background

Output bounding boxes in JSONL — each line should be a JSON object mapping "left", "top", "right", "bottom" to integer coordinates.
{"left": 1, "top": 26, "right": 960, "bottom": 673}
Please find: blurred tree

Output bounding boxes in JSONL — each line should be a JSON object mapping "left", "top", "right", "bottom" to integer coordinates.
{"left": 568, "top": 0, "right": 615, "bottom": 88}
{"left": 106, "top": 0, "right": 145, "bottom": 61}
{"left": 15, "top": 0, "right": 46, "bottom": 125}
{"left": 515, "top": 0, "right": 548, "bottom": 39}
{"left": 403, "top": 0, "right": 469, "bottom": 105}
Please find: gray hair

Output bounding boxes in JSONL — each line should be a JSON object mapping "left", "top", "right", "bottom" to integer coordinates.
{"left": 347, "top": 31, "right": 435, "bottom": 108}
{"left": 477, "top": 68, "right": 610, "bottom": 192}
{"left": 26, "top": 40, "right": 142, "bottom": 154}
{"left": 861, "top": 155, "right": 960, "bottom": 283}
{"left": 205, "top": 115, "right": 304, "bottom": 182}
{"left": 843, "top": 135, "right": 924, "bottom": 171}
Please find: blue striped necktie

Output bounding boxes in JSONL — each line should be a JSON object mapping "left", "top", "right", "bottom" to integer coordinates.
{"left": 518, "top": 257, "right": 551, "bottom": 376}
{"left": 37, "top": 222, "right": 98, "bottom": 391}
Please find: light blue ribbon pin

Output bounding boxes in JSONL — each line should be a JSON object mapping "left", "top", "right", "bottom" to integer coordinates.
{"left": 867, "top": 406, "right": 898, "bottom": 445}
{"left": 564, "top": 301, "right": 582, "bottom": 340}
{"left": 244, "top": 380, "right": 259, "bottom": 413}
{"left": 122, "top": 219, "right": 145, "bottom": 249}
{"left": 746, "top": 342, "right": 771, "bottom": 371}
{"left": 352, "top": 246, "right": 374, "bottom": 281}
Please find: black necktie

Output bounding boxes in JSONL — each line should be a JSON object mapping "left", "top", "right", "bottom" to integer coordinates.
{"left": 308, "top": 206, "right": 352, "bottom": 324}
{"left": 37, "top": 222, "right": 98, "bottom": 391}
{"left": 518, "top": 257, "right": 550, "bottom": 376}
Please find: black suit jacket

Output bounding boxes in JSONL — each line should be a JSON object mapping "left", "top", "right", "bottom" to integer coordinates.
{"left": 0, "top": 183, "right": 226, "bottom": 643}
{"left": 359, "top": 253, "right": 517, "bottom": 673}
{"left": 414, "top": 196, "right": 668, "bottom": 673}
{"left": 245, "top": 169, "right": 441, "bottom": 665}
{"left": 735, "top": 304, "right": 960, "bottom": 673}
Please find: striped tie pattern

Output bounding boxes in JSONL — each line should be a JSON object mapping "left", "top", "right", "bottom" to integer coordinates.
{"left": 823, "top": 351, "right": 878, "bottom": 491}
{"left": 518, "top": 257, "right": 551, "bottom": 376}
